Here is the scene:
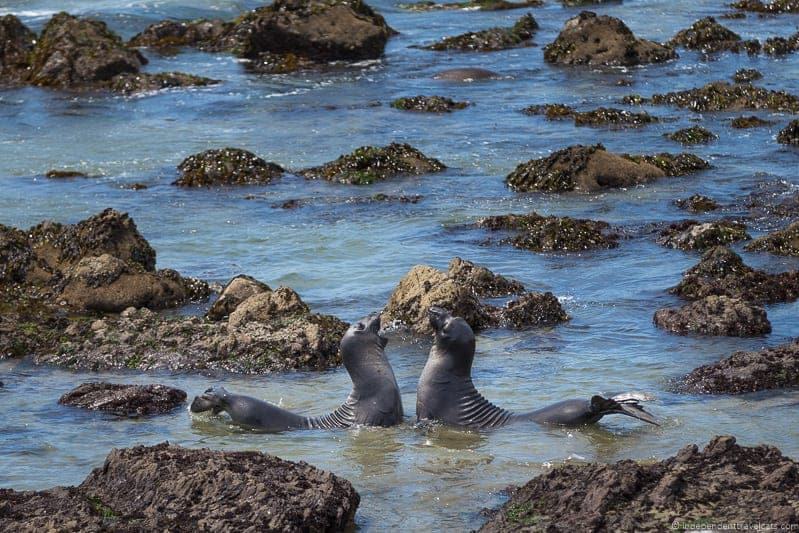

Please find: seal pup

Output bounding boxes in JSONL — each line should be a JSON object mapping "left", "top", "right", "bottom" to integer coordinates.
{"left": 416, "top": 307, "right": 658, "bottom": 429}
{"left": 191, "top": 313, "right": 403, "bottom": 431}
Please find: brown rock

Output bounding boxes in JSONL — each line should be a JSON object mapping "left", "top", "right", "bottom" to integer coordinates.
{"left": 228, "top": 287, "right": 311, "bottom": 327}
{"left": 207, "top": 274, "right": 271, "bottom": 321}
{"left": 657, "top": 220, "right": 750, "bottom": 251}
{"left": 477, "top": 212, "right": 618, "bottom": 252}
{"left": 653, "top": 295, "right": 771, "bottom": 337}
{"left": 0, "top": 15, "right": 36, "bottom": 83}
{"left": 174, "top": 148, "right": 284, "bottom": 187}
{"left": 58, "top": 382, "right": 186, "bottom": 416}
{"left": 447, "top": 257, "right": 525, "bottom": 297}
{"left": 746, "top": 221, "right": 799, "bottom": 256}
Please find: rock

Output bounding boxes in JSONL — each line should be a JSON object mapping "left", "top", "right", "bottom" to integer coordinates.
{"left": 0, "top": 15, "right": 36, "bottom": 83}
{"left": 777, "top": 120, "right": 799, "bottom": 145}
{"left": 0, "top": 442, "right": 360, "bottom": 531}
{"left": 653, "top": 295, "right": 771, "bottom": 337}
{"left": 657, "top": 220, "right": 750, "bottom": 251}
{"left": 523, "top": 104, "right": 657, "bottom": 127}
{"left": 543, "top": 11, "right": 676, "bottom": 66}
{"left": 391, "top": 95, "right": 469, "bottom": 113}
{"left": 128, "top": 19, "right": 233, "bottom": 50}
{"left": 763, "top": 34, "right": 799, "bottom": 55}
{"left": 122, "top": 182, "right": 148, "bottom": 190}
{"left": 621, "top": 152, "right": 710, "bottom": 176}
{"left": 480, "top": 436, "right": 799, "bottom": 532}
{"left": 489, "top": 292, "right": 568, "bottom": 328}
{"left": 45, "top": 169, "right": 88, "bottom": 179}
{"left": 681, "top": 340, "right": 799, "bottom": 394}
{"left": 398, "top": 0, "right": 542, "bottom": 10}
{"left": 733, "top": 68, "right": 763, "bottom": 83}
{"left": 174, "top": 148, "right": 284, "bottom": 187}
{"left": 107, "top": 72, "right": 220, "bottom": 95}
{"left": 670, "top": 17, "right": 759, "bottom": 54}
{"left": 640, "top": 81, "right": 799, "bottom": 112}
{"left": 731, "top": 0, "right": 799, "bottom": 13}
{"left": 477, "top": 212, "right": 618, "bottom": 252}
{"left": 433, "top": 67, "right": 500, "bottom": 81}
{"left": 298, "top": 143, "right": 446, "bottom": 185}
{"left": 447, "top": 257, "right": 525, "bottom": 297}
{"left": 207, "top": 274, "right": 271, "bottom": 321}
{"left": 746, "top": 221, "right": 799, "bottom": 257}
{"left": 731, "top": 115, "right": 773, "bottom": 128}
{"left": 228, "top": 287, "right": 310, "bottom": 327}
{"left": 665, "top": 126, "right": 717, "bottom": 145}
{"left": 422, "top": 14, "right": 538, "bottom": 52}
{"left": 671, "top": 246, "right": 799, "bottom": 304}
{"left": 58, "top": 382, "right": 186, "bottom": 416}
{"left": 243, "top": 51, "right": 320, "bottom": 74}
{"left": 674, "top": 194, "right": 720, "bottom": 213}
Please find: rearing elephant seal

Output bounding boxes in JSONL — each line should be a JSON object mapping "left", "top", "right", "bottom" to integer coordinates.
{"left": 416, "top": 307, "right": 658, "bottom": 429}
{"left": 191, "top": 313, "right": 403, "bottom": 431}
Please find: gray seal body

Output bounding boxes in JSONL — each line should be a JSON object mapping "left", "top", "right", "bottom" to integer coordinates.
{"left": 191, "top": 313, "right": 403, "bottom": 431}
{"left": 416, "top": 307, "right": 658, "bottom": 429}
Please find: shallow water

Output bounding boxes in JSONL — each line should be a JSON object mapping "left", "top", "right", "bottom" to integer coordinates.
{"left": 1, "top": 0, "right": 799, "bottom": 529}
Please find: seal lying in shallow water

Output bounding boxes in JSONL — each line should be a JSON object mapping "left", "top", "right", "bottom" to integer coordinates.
{"left": 416, "top": 307, "right": 658, "bottom": 429}
{"left": 190, "top": 313, "right": 403, "bottom": 431}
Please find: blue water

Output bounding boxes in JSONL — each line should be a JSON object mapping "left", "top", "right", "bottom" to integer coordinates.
{"left": 1, "top": 0, "right": 799, "bottom": 529}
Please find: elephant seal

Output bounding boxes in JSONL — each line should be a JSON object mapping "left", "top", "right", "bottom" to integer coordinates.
{"left": 191, "top": 313, "right": 403, "bottom": 431}
{"left": 433, "top": 68, "right": 500, "bottom": 81}
{"left": 416, "top": 307, "right": 658, "bottom": 429}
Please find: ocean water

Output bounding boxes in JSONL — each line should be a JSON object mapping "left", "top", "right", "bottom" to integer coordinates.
{"left": 1, "top": 0, "right": 799, "bottom": 529}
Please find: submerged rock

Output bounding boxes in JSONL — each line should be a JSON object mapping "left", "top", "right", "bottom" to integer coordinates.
{"left": 731, "top": 0, "right": 799, "bottom": 13}
{"left": 433, "top": 67, "right": 500, "bottom": 81}
{"left": 670, "top": 17, "right": 759, "bottom": 54}
{"left": 681, "top": 340, "right": 799, "bottom": 394}
{"left": 657, "top": 220, "right": 749, "bottom": 251}
{"left": 477, "top": 212, "right": 618, "bottom": 252}
{"left": 128, "top": 19, "right": 233, "bottom": 50}
{"left": 654, "top": 295, "right": 771, "bottom": 337}
{"left": 481, "top": 436, "right": 799, "bottom": 532}
{"left": 731, "top": 115, "right": 773, "bottom": 128}
{"left": 640, "top": 81, "right": 799, "bottom": 113}
{"left": 422, "top": 14, "right": 538, "bottom": 52}
{"left": 174, "top": 148, "right": 284, "bottom": 187}
{"left": 733, "top": 68, "right": 763, "bottom": 83}
{"left": 58, "top": 382, "right": 186, "bottom": 416}
{"left": 523, "top": 104, "right": 658, "bottom": 127}
{"left": 398, "top": 0, "right": 542, "bottom": 10}
{"left": 665, "top": 126, "right": 717, "bottom": 145}
{"left": 0, "top": 15, "right": 36, "bottom": 83}
{"left": 671, "top": 246, "right": 799, "bottom": 304}
{"left": 543, "top": 11, "right": 676, "bottom": 66}
{"left": 0, "top": 442, "right": 360, "bottom": 531}
{"left": 674, "top": 194, "right": 720, "bottom": 213}
{"left": 45, "top": 170, "right": 88, "bottom": 179}
{"left": 298, "top": 143, "right": 446, "bottom": 185}
{"left": 777, "top": 120, "right": 799, "bottom": 145}
{"left": 746, "top": 221, "right": 799, "bottom": 256}
{"left": 763, "top": 34, "right": 799, "bottom": 55}
{"left": 107, "top": 72, "right": 219, "bottom": 95}
{"left": 391, "top": 95, "right": 469, "bottom": 113}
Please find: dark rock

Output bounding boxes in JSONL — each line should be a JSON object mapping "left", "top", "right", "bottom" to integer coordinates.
{"left": 128, "top": 19, "right": 233, "bottom": 50}
{"left": 398, "top": 0, "right": 542, "bottom": 10}
{"left": 488, "top": 292, "right": 568, "bottom": 329}
{"left": 447, "top": 257, "right": 525, "bottom": 297}
{"left": 433, "top": 67, "right": 500, "bottom": 81}
{"left": 422, "top": 14, "right": 538, "bottom": 52}
{"left": 733, "top": 68, "right": 763, "bottom": 83}
{"left": 122, "top": 182, "right": 148, "bottom": 190}
{"left": 174, "top": 148, "right": 284, "bottom": 187}
{"left": 721, "top": 11, "right": 748, "bottom": 18}
{"left": 621, "top": 152, "right": 711, "bottom": 176}
{"left": 298, "top": 143, "right": 445, "bottom": 185}
{"left": 777, "top": 119, "right": 799, "bottom": 145}
{"left": 763, "top": 34, "right": 799, "bottom": 55}
{"left": 653, "top": 295, "right": 771, "bottom": 337}
{"left": 746, "top": 221, "right": 799, "bottom": 257}
{"left": 657, "top": 220, "right": 749, "bottom": 251}
{"left": 107, "top": 72, "right": 220, "bottom": 95}
{"left": 665, "top": 126, "right": 717, "bottom": 145}
{"left": 391, "top": 95, "right": 468, "bottom": 113}
{"left": 731, "top": 115, "right": 773, "bottom": 128}
{"left": 477, "top": 212, "right": 618, "bottom": 252}
{"left": 0, "top": 15, "right": 36, "bottom": 84}
{"left": 207, "top": 274, "right": 271, "bottom": 321}
{"left": 641, "top": 81, "right": 799, "bottom": 112}
{"left": 45, "top": 170, "right": 88, "bottom": 179}
{"left": 543, "top": 11, "right": 676, "bottom": 66}
{"left": 243, "top": 51, "right": 320, "bottom": 74}
{"left": 671, "top": 246, "right": 799, "bottom": 304}
{"left": 670, "top": 17, "right": 759, "bottom": 54}
{"left": 59, "top": 382, "right": 186, "bottom": 416}
{"left": 731, "top": 0, "right": 799, "bottom": 13}
{"left": 674, "top": 194, "right": 720, "bottom": 213}
{"left": 480, "top": 436, "right": 799, "bottom": 532}
{"left": 523, "top": 104, "right": 658, "bottom": 127}
{"left": 681, "top": 340, "right": 799, "bottom": 394}
{"left": 0, "top": 442, "right": 360, "bottom": 531}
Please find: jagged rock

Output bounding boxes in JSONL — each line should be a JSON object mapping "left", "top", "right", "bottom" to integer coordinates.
{"left": 653, "top": 295, "right": 771, "bottom": 337}
{"left": 637, "top": 81, "right": 799, "bottom": 112}
{"left": 746, "top": 221, "right": 799, "bottom": 257}
{"left": 674, "top": 195, "right": 720, "bottom": 213}
{"left": 665, "top": 126, "right": 717, "bottom": 145}
{"left": 621, "top": 152, "right": 710, "bottom": 176}
{"left": 228, "top": 287, "right": 310, "bottom": 327}
{"left": 391, "top": 95, "right": 469, "bottom": 113}
{"left": 777, "top": 120, "right": 799, "bottom": 145}
{"left": 731, "top": 0, "right": 799, "bottom": 13}
{"left": 731, "top": 115, "right": 773, "bottom": 128}
{"left": 488, "top": 292, "right": 568, "bottom": 328}
{"left": 447, "top": 257, "right": 525, "bottom": 297}
{"left": 0, "top": 15, "right": 36, "bottom": 83}
{"left": 58, "top": 382, "right": 186, "bottom": 416}
{"left": 422, "top": 14, "right": 538, "bottom": 52}
{"left": 523, "top": 104, "right": 657, "bottom": 127}
{"left": 477, "top": 212, "right": 618, "bottom": 252}
{"left": 670, "top": 17, "right": 760, "bottom": 54}
{"left": 128, "top": 19, "right": 233, "bottom": 50}
{"left": 481, "top": 436, "right": 799, "bottom": 532}
{"left": 107, "top": 72, "right": 219, "bottom": 95}
{"left": 0, "top": 442, "right": 359, "bottom": 531}
{"left": 657, "top": 220, "right": 749, "bottom": 251}
{"left": 174, "top": 148, "right": 284, "bottom": 187}
{"left": 398, "top": 0, "right": 542, "bottom": 10}
{"left": 763, "top": 34, "right": 799, "bottom": 55}
{"left": 543, "top": 11, "right": 676, "bottom": 66}
{"left": 671, "top": 246, "right": 799, "bottom": 304}
{"left": 733, "top": 68, "right": 763, "bottom": 83}
{"left": 207, "top": 274, "right": 271, "bottom": 320}
{"left": 298, "top": 143, "right": 445, "bottom": 185}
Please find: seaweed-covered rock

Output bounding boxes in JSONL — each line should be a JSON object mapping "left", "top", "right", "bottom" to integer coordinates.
{"left": 107, "top": 72, "right": 219, "bottom": 95}
{"left": 422, "top": 14, "right": 537, "bottom": 52}
{"left": 746, "top": 221, "right": 799, "bottom": 256}
{"left": 0, "top": 15, "right": 36, "bottom": 83}
{"left": 128, "top": 19, "right": 233, "bottom": 50}
{"left": 643, "top": 81, "right": 799, "bottom": 112}
{"left": 777, "top": 119, "right": 799, "bottom": 145}
{"left": 174, "top": 148, "right": 284, "bottom": 187}
{"left": 480, "top": 436, "right": 799, "bottom": 532}
{"left": 523, "top": 104, "right": 657, "bottom": 127}
{"left": 207, "top": 274, "right": 271, "bottom": 321}
{"left": 477, "top": 212, "right": 618, "bottom": 252}
{"left": 488, "top": 291, "right": 569, "bottom": 329}
{"left": 58, "top": 382, "right": 186, "bottom": 416}
{"left": 731, "top": 0, "right": 799, "bottom": 13}
{"left": 763, "top": 34, "right": 799, "bottom": 55}
{"left": 733, "top": 68, "right": 763, "bottom": 83}
{"left": 447, "top": 257, "right": 525, "bottom": 297}
{"left": 731, "top": 115, "right": 773, "bottom": 128}
{"left": 391, "top": 95, "right": 469, "bottom": 113}
{"left": 674, "top": 194, "right": 720, "bottom": 213}
{"left": 0, "top": 442, "right": 360, "bottom": 531}
{"left": 298, "top": 143, "right": 445, "bottom": 185}
{"left": 670, "top": 17, "right": 759, "bottom": 54}
{"left": 621, "top": 152, "right": 711, "bottom": 176}
{"left": 398, "top": 0, "right": 542, "bottom": 10}
{"left": 543, "top": 11, "right": 676, "bottom": 66}
{"left": 665, "top": 126, "right": 717, "bottom": 145}
{"left": 45, "top": 170, "right": 88, "bottom": 179}
{"left": 671, "top": 246, "right": 799, "bottom": 304}
{"left": 681, "top": 340, "right": 799, "bottom": 394}
{"left": 653, "top": 295, "right": 771, "bottom": 337}
{"left": 657, "top": 220, "right": 750, "bottom": 251}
